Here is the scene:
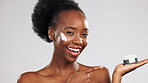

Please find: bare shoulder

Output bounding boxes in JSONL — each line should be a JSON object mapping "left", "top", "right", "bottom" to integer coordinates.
{"left": 93, "top": 66, "right": 110, "bottom": 78}
{"left": 17, "top": 72, "right": 38, "bottom": 83}
{"left": 91, "top": 66, "right": 111, "bottom": 83}
{"left": 78, "top": 62, "right": 109, "bottom": 74}
{"left": 78, "top": 63, "right": 111, "bottom": 83}
{"left": 94, "top": 66, "right": 110, "bottom": 76}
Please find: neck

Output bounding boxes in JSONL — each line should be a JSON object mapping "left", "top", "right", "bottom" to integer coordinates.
{"left": 46, "top": 52, "right": 79, "bottom": 76}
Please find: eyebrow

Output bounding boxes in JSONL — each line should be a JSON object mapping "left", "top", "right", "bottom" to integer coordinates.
{"left": 64, "top": 27, "right": 89, "bottom": 31}
{"left": 83, "top": 28, "right": 88, "bottom": 31}
{"left": 64, "top": 27, "right": 77, "bottom": 30}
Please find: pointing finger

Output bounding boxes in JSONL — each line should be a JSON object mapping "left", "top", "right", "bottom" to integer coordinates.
{"left": 84, "top": 66, "right": 103, "bottom": 74}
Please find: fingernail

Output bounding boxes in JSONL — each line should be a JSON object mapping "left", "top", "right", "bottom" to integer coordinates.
{"left": 94, "top": 67, "right": 98, "bottom": 70}
{"left": 99, "top": 66, "right": 104, "bottom": 69}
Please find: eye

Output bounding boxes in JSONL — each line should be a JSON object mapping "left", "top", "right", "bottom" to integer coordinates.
{"left": 66, "top": 31, "right": 74, "bottom": 36}
{"left": 82, "top": 33, "right": 88, "bottom": 38}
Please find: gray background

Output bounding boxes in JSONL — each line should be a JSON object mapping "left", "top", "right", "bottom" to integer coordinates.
{"left": 0, "top": 0, "right": 148, "bottom": 83}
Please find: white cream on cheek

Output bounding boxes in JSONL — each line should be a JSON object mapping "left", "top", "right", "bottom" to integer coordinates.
{"left": 58, "top": 33, "right": 84, "bottom": 43}
{"left": 60, "top": 33, "right": 68, "bottom": 41}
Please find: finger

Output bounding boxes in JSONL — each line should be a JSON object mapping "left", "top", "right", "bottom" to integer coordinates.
{"left": 84, "top": 66, "right": 103, "bottom": 74}
{"left": 135, "top": 58, "right": 148, "bottom": 67}
{"left": 87, "top": 78, "right": 90, "bottom": 83}
{"left": 86, "top": 74, "right": 90, "bottom": 79}
{"left": 125, "top": 59, "right": 148, "bottom": 70}
{"left": 140, "top": 58, "right": 148, "bottom": 64}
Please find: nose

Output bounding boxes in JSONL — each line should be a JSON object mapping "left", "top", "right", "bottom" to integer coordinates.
{"left": 72, "top": 35, "right": 83, "bottom": 45}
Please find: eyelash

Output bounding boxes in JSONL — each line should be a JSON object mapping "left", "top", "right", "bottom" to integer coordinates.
{"left": 66, "top": 32, "right": 74, "bottom": 35}
{"left": 66, "top": 32, "right": 88, "bottom": 38}
{"left": 82, "top": 33, "right": 88, "bottom": 37}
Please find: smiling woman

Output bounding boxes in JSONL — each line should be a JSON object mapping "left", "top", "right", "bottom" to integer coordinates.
{"left": 17, "top": 0, "right": 110, "bottom": 83}
{"left": 49, "top": 10, "right": 89, "bottom": 62}
{"left": 17, "top": 0, "right": 148, "bottom": 83}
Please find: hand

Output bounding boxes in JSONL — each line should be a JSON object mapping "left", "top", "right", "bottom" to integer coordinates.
{"left": 66, "top": 66, "right": 103, "bottom": 83}
{"left": 114, "top": 58, "right": 148, "bottom": 76}
{"left": 112, "top": 59, "right": 148, "bottom": 83}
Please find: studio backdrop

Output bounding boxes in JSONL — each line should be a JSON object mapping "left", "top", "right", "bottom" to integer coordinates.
{"left": 0, "top": 0, "right": 148, "bottom": 83}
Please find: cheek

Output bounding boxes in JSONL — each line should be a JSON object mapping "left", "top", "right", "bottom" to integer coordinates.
{"left": 84, "top": 39, "right": 88, "bottom": 47}
{"left": 57, "top": 33, "right": 88, "bottom": 47}
{"left": 60, "top": 33, "right": 68, "bottom": 41}
{"left": 56, "top": 33, "right": 69, "bottom": 44}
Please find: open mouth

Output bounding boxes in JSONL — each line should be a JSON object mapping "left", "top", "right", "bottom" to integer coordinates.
{"left": 66, "top": 47, "right": 81, "bottom": 57}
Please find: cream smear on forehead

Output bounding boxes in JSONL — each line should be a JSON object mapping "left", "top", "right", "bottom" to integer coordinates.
{"left": 60, "top": 33, "right": 68, "bottom": 41}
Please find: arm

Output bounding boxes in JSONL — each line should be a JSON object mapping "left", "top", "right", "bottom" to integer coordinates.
{"left": 112, "top": 71, "right": 122, "bottom": 83}
{"left": 112, "top": 59, "right": 148, "bottom": 83}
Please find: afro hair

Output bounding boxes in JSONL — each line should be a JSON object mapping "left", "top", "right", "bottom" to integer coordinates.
{"left": 32, "top": 0, "right": 84, "bottom": 43}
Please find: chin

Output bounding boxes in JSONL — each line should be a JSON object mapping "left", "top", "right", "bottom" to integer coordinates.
{"left": 66, "top": 57, "right": 78, "bottom": 63}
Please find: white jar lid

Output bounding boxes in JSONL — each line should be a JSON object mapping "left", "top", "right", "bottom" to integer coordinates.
{"left": 123, "top": 54, "right": 138, "bottom": 65}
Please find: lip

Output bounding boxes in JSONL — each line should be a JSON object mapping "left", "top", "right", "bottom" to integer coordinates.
{"left": 66, "top": 47, "right": 81, "bottom": 57}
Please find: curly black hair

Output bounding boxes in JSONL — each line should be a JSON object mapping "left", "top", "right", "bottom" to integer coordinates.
{"left": 32, "top": 0, "right": 85, "bottom": 43}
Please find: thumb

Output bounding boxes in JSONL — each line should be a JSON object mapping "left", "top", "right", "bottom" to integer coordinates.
{"left": 84, "top": 66, "right": 104, "bottom": 74}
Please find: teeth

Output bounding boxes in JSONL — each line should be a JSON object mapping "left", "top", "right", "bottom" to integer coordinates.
{"left": 67, "top": 47, "right": 80, "bottom": 52}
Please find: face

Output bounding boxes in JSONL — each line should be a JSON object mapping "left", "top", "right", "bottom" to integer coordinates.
{"left": 50, "top": 10, "right": 89, "bottom": 62}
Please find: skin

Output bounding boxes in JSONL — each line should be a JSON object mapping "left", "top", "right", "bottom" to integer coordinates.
{"left": 112, "top": 59, "right": 148, "bottom": 83}
{"left": 17, "top": 10, "right": 110, "bottom": 83}
{"left": 17, "top": 10, "right": 148, "bottom": 83}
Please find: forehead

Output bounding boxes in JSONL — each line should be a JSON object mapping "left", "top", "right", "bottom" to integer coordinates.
{"left": 56, "top": 10, "right": 89, "bottom": 29}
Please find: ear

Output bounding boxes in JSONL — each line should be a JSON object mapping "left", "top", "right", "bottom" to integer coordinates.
{"left": 48, "top": 27, "right": 55, "bottom": 41}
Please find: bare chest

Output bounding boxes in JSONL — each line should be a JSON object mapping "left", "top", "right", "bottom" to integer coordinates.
{"left": 33, "top": 76, "right": 69, "bottom": 83}
{"left": 33, "top": 76, "right": 99, "bottom": 83}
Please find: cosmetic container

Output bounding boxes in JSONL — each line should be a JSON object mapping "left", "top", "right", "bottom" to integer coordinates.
{"left": 123, "top": 54, "right": 138, "bottom": 65}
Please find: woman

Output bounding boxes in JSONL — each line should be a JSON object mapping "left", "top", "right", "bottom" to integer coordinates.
{"left": 17, "top": 0, "right": 148, "bottom": 83}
